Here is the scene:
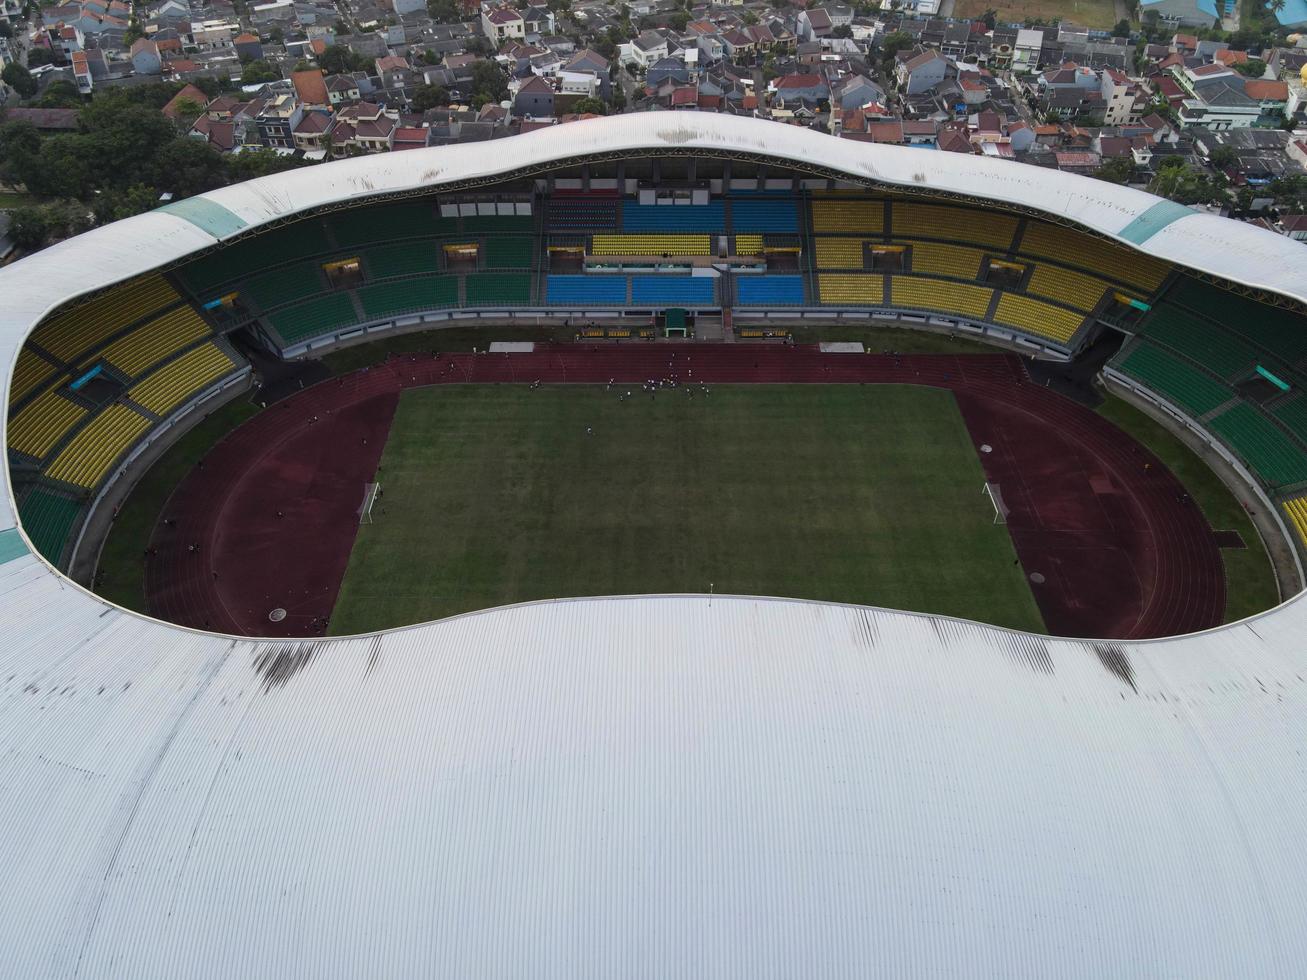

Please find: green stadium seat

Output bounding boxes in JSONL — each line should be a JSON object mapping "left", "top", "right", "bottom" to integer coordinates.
{"left": 1209, "top": 403, "right": 1307, "bottom": 489}
{"left": 483, "top": 236, "right": 535, "bottom": 269}
{"left": 466, "top": 273, "right": 531, "bottom": 306}
{"left": 1272, "top": 397, "right": 1307, "bottom": 443}
{"left": 180, "top": 221, "right": 329, "bottom": 294}
{"left": 1117, "top": 341, "right": 1233, "bottom": 416}
{"left": 1140, "top": 306, "right": 1257, "bottom": 382}
{"left": 329, "top": 202, "right": 453, "bottom": 248}
{"left": 462, "top": 214, "right": 533, "bottom": 233}
{"left": 246, "top": 263, "right": 325, "bottom": 311}
{"left": 358, "top": 278, "right": 458, "bottom": 319}
{"left": 268, "top": 293, "right": 358, "bottom": 344}
{"left": 18, "top": 489, "right": 82, "bottom": 566}
{"left": 364, "top": 243, "right": 441, "bottom": 279}
{"left": 1168, "top": 277, "right": 1307, "bottom": 363}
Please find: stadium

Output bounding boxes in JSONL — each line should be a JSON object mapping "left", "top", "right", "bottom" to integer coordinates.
{"left": 3, "top": 114, "right": 1307, "bottom": 975}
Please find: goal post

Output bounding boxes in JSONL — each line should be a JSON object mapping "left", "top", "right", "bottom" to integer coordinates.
{"left": 358, "top": 482, "right": 381, "bottom": 525}
{"left": 981, "top": 482, "right": 1009, "bottom": 526}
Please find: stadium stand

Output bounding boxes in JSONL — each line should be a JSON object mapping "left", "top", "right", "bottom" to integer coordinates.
{"left": 1017, "top": 221, "right": 1170, "bottom": 292}
{"left": 181, "top": 222, "right": 329, "bottom": 294}
{"left": 630, "top": 276, "right": 716, "bottom": 306}
{"left": 591, "top": 235, "right": 712, "bottom": 256}
{"left": 364, "top": 243, "right": 440, "bottom": 279}
{"left": 893, "top": 203, "right": 1017, "bottom": 251}
{"left": 268, "top": 293, "right": 358, "bottom": 344}
{"left": 817, "top": 274, "right": 884, "bottom": 305}
{"left": 730, "top": 199, "right": 799, "bottom": 233}
{"left": 99, "top": 307, "right": 211, "bottom": 377}
{"left": 7, "top": 388, "right": 87, "bottom": 459}
{"left": 992, "top": 293, "right": 1086, "bottom": 345}
{"left": 463, "top": 214, "right": 533, "bottom": 234}
{"left": 908, "top": 242, "right": 984, "bottom": 281}
{"left": 10, "top": 348, "right": 59, "bottom": 405}
{"left": 246, "top": 263, "right": 325, "bottom": 311}
{"left": 1026, "top": 264, "right": 1111, "bottom": 312}
{"left": 815, "top": 238, "right": 869, "bottom": 269}
{"left": 29, "top": 275, "right": 179, "bottom": 363}
{"left": 127, "top": 343, "right": 238, "bottom": 417}
{"left": 484, "top": 236, "right": 534, "bottom": 269}
{"left": 1273, "top": 398, "right": 1307, "bottom": 443}
{"left": 547, "top": 275, "right": 627, "bottom": 305}
{"left": 1116, "top": 341, "right": 1233, "bottom": 416}
{"left": 1139, "top": 306, "right": 1258, "bottom": 381}
{"left": 17, "top": 488, "right": 82, "bottom": 565}
{"left": 466, "top": 273, "right": 532, "bottom": 306}
{"left": 622, "top": 202, "right": 725, "bottom": 232}
{"left": 547, "top": 193, "right": 621, "bottom": 231}
{"left": 890, "top": 277, "right": 993, "bottom": 320}
{"left": 45, "top": 403, "right": 152, "bottom": 489}
{"left": 811, "top": 199, "right": 883, "bottom": 234}
{"left": 1209, "top": 404, "right": 1307, "bottom": 489}
{"left": 736, "top": 275, "right": 806, "bottom": 305}
{"left": 1284, "top": 494, "right": 1307, "bottom": 547}
{"left": 1166, "top": 277, "right": 1307, "bottom": 362}
{"left": 734, "top": 234, "right": 764, "bottom": 255}
{"left": 330, "top": 202, "right": 451, "bottom": 247}
{"left": 358, "top": 278, "right": 458, "bottom": 319}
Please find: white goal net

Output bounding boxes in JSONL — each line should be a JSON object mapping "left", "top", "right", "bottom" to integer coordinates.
{"left": 981, "top": 482, "right": 1009, "bottom": 526}
{"left": 358, "top": 482, "right": 381, "bottom": 525}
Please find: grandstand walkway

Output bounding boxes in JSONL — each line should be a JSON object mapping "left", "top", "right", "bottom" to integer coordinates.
{"left": 144, "top": 346, "right": 1225, "bottom": 641}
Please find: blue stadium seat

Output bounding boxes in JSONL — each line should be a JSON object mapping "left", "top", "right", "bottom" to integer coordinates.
{"left": 736, "top": 275, "right": 806, "bottom": 305}
{"left": 622, "top": 202, "right": 726, "bottom": 233}
{"left": 730, "top": 199, "right": 799, "bottom": 233}
{"left": 630, "top": 276, "right": 717, "bottom": 306}
{"left": 546, "top": 275, "right": 628, "bottom": 305}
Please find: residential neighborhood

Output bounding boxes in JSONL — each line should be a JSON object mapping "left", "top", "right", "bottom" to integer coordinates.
{"left": 2, "top": 0, "right": 1307, "bottom": 254}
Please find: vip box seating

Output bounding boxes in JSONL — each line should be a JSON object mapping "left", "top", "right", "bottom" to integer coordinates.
{"left": 630, "top": 276, "right": 716, "bottom": 306}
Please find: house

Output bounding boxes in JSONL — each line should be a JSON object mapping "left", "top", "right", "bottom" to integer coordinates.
{"left": 832, "top": 73, "right": 886, "bottom": 112}
{"left": 565, "top": 48, "right": 610, "bottom": 98}
{"left": 325, "top": 74, "right": 362, "bottom": 105}
{"left": 162, "top": 83, "right": 209, "bottom": 120}
{"left": 234, "top": 32, "right": 263, "bottom": 61}
{"left": 291, "top": 69, "right": 330, "bottom": 109}
{"left": 896, "top": 49, "right": 948, "bottom": 95}
{"left": 131, "top": 38, "right": 161, "bottom": 74}
{"left": 392, "top": 126, "right": 430, "bottom": 150}
{"left": 797, "top": 8, "right": 831, "bottom": 42}
{"left": 331, "top": 102, "right": 396, "bottom": 154}
{"left": 292, "top": 110, "right": 333, "bottom": 151}
{"left": 1013, "top": 28, "right": 1044, "bottom": 74}
{"left": 1100, "top": 68, "right": 1135, "bottom": 126}
{"left": 769, "top": 72, "right": 829, "bottom": 105}
{"left": 1282, "top": 214, "right": 1307, "bottom": 241}
{"left": 1173, "top": 63, "right": 1289, "bottom": 129}
{"left": 513, "top": 74, "right": 554, "bottom": 118}
{"left": 70, "top": 50, "right": 93, "bottom": 94}
{"left": 1, "top": 107, "right": 79, "bottom": 131}
{"left": 481, "top": 3, "right": 524, "bottom": 44}
{"left": 392, "top": 0, "right": 425, "bottom": 14}
{"left": 628, "top": 31, "right": 669, "bottom": 68}
{"left": 375, "top": 55, "right": 414, "bottom": 97}
{"left": 256, "top": 94, "right": 303, "bottom": 148}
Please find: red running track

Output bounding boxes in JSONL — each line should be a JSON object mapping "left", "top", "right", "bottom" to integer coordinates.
{"left": 144, "top": 345, "right": 1226, "bottom": 640}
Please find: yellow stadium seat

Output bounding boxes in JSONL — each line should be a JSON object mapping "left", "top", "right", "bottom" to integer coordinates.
{"left": 811, "top": 201, "right": 884, "bottom": 234}
{"left": 735, "top": 234, "right": 764, "bottom": 255}
{"left": 1284, "top": 497, "right": 1307, "bottom": 548}
{"left": 889, "top": 277, "right": 993, "bottom": 320}
{"left": 30, "top": 275, "right": 180, "bottom": 362}
{"left": 1027, "top": 264, "right": 1112, "bottom": 312}
{"left": 46, "top": 403, "right": 151, "bottom": 489}
{"left": 100, "top": 307, "right": 211, "bottom": 377}
{"left": 590, "top": 235, "right": 711, "bottom": 256}
{"left": 818, "top": 274, "right": 884, "bottom": 305}
{"left": 7, "top": 388, "right": 87, "bottom": 459}
{"left": 906, "top": 241, "right": 984, "bottom": 280}
{"left": 993, "top": 293, "right": 1086, "bottom": 344}
{"left": 815, "top": 238, "right": 868, "bottom": 269}
{"left": 892, "top": 203, "right": 1017, "bottom": 250}
{"left": 1018, "top": 222, "right": 1170, "bottom": 292}
{"left": 128, "top": 343, "right": 237, "bottom": 416}
{"left": 10, "top": 348, "right": 60, "bottom": 406}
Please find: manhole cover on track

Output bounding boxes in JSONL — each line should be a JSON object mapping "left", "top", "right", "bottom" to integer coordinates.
{"left": 980, "top": 444, "right": 993, "bottom": 454}
{"left": 268, "top": 608, "right": 287, "bottom": 623}
{"left": 1028, "top": 573, "right": 1046, "bottom": 585}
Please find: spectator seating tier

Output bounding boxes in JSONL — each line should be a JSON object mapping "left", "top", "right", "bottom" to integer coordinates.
{"left": 907, "top": 241, "right": 984, "bottom": 281}
{"left": 7, "top": 388, "right": 87, "bottom": 460}
{"left": 621, "top": 202, "right": 725, "bottom": 233}
{"left": 18, "top": 489, "right": 82, "bottom": 566}
{"left": 1018, "top": 221, "right": 1170, "bottom": 292}
{"left": 127, "top": 343, "right": 238, "bottom": 417}
{"left": 1140, "top": 306, "right": 1257, "bottom": 381}
{"left": 98, "top": 306, "right": 211, "bottom": 377}
{"left": 893, "top": 203, "right": 1017, "bottom": 251}
{"left": 181, "top": 222, "right": 330, "bottom": 294}
{"left": 246, "top": 263, "right": 325, "bottom": 311}
{"left": 817, "top": 274, "right": 884, "bottom": 305}
{"left": 1026, "top": 264, "right": 1111, "bottom": 313}
{"left": 1167, "top": 277, "right": 1307, "bottom": 363}
{"left": 1209, "top": 403, "right": 1307, "bottom": 489}
{"left": 462, "top": 214, "right": 534, "bottom": 234}
{"left": 591, "top": 234, "right": 712, "bottom": 256}
{"left": 736, "top": 275, "right": 806, "bottom": 306}
{"left": 1117, "top": 341, "right": 1233, "bottom": 417}
{"left": 811, "top": 200, "right": 883, "bottom": 234}
{"left": 1284, "top": 495, "right": 1307, "bottom": 548}
{"left": 45, "top": 403, "right": 151, "bottom": 490}
{"left": 268, "top": 293, "right": 358, "bottom": 344}
{"left": 29, "top": 275, "right": 180, "bottom": 363}
{"left": 815, "top": 238, "right": 868, "bottom": 270}
{"left": 465, "top": 273, "right": 532, "bottom": 306}
{"left": 358, "top": 278, "right": 458, "bottom": 319}
{"left": 889, "top": 277, "right": 993, "bottom": 321}
{"left": 547, "top": 196, "right": 620, "bottom": 231}
{"left": 734, "top": 234, "right": 764, "bottom": 255}
{"left": 730, "top": 199, "right": 798, "bottom": 233}
{"left": 1272, "top": 397, "right": 1307, "bottom": 443}
{"left": 483, "top": 236, "right": 535, "bottom": 269}
{"left": 546, "top": 275, "right": 628, "bottom": 305}
{"left": 364, "top": 243, "right": 440, "bottom": 279}
{"left": 992, "top": 293, "right": 1086, "bottom": 345}
{"left": 329, "top": 203, "right": 452, "bottom": 248}
{"left": 630, "top": 276, "right": 716, "bottom": 306}
{"left": 10, "top": 349, "right": 59, "bottom": 407}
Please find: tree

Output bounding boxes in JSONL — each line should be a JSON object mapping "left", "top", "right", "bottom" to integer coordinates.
{"left": 832, "top": 24, "right": 853, "bottom": 38}
{"left": 572, "top": 95, "right": 607, "bottom": 115}
{"left": 8, "top": 204, "right": 51, "bottom": 249}
{"left": 267, "top": 26, "right": 285, "bottom": 45}
{"left": 33, "top": 80, "right": 82, "bottom": 108}
{"left": 428, "top": 0, "right": 463, "bottom": 22}
{"left": 879, "top": 31, "right": 913, "bottom": 71}
{"left": 0, "top": 119, "right": 41, "bottom": 184}
{"left": 318, "top": 45, "right": 369, "bottom": 75}
{"left": 170, "top": 97, "right": 204, "bottom": 126}
{"left": 470, "top": 59, "right": 508, "bottom": 108}
{"left": 94, "top": 183, "right": 160, "bottom": 223}
{"left": 2, "top": 62, "right": 37, "bottom": 100}
{"left": 980, "top": 7, "right": 998, "bottom": 29}
{"left": 669, "top": 9, "right": 690, "bottom": 29}
{"left": 1232, "top": 59, "right": 1267, "bottom": 77}
{"left": 152, "top": 138, "right": 226, "bottom": 197}
{"left": 240, "top": 59, "right": 280, "bottom": 85}
{"left": 1111, "top": 18, "right": 1131, "bottom": 37}
{"left": 1095, "top": 156, "right": 1135, "bottom": 184}
{"left": 293, "top": 59, "right": 315, "bottom": 72}
{"left": 1209, "top": 143, "right": 1238, "bottom": 168}
{"left": 410, "top": 83, "right": 449, "bottom": 111}
{"left": 26, "top": 47, "right": 56, "bottom": 68}
{"left": 226, "top": 147, "right": 308, "bottom": 181}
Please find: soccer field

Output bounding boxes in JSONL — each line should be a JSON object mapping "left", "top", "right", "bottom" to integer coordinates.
{"left": 329, "top": 384, "right": 1044, "bottom": 635}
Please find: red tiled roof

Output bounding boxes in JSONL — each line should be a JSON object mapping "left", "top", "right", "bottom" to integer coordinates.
{"left": 162, "top": 83, "right": 209, "bottom": 119}
{"left": 291, "top": 69, "right": 330, "bottom": 106}
{"left": 1245, "top": 79, "right": 1288, "bottom": 101}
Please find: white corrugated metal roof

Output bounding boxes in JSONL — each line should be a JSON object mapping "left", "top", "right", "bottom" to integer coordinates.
{"left": 3, "top": 116, "right": 1307, "bottom": 975}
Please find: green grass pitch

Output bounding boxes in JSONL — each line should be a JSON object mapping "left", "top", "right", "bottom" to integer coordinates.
{"left": 329, "top": 384, "right": 1045, "bottom": 635}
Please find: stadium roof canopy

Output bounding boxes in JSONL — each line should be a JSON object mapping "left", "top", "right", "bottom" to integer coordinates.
{"left": 2, "top": 115, "right": 1307, "bottom": 977}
